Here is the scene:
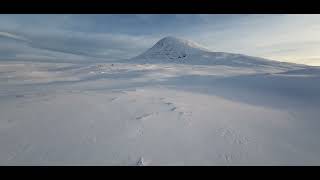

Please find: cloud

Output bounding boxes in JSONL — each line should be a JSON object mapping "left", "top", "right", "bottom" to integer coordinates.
{"left": 0, "top": 15, "right": 163, "bottom": 62}
{"left": 0, "top": 29, "right": 159, "bottom": 62}
{"left": 299, "top": 57, "right": 320, "bottom": 66}
{"left": 26, "top": 31, "right": 159, "bottom": 59}
{"left": 0, "top": 31, "right": 29, "bottom": 42}
{"left": 0, "top": 14, "right": 319, "bottom": 65}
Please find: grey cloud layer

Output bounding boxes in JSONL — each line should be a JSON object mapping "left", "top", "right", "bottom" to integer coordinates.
{"left": 0, "top": 15, "right": 320, "bottom": 65}
{"left": 0, "top": 29, "right": 159, "bottom": 62}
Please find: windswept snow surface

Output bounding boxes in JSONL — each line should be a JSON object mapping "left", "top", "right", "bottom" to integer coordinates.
{"left": 1, "top": 37, "right": 320, "bottom": 165}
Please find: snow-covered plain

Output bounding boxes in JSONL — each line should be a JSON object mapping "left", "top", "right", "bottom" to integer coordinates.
{"left": 1, "top": 37, "right": 320, "bottom": 165}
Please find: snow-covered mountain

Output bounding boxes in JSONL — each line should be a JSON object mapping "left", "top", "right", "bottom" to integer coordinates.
{"left": 131, "top": 36, "right": 306, "bottom": 70}
{"left": 134, "top": 36, "right": 210, "bottom": 59}
{"left": 2, "top": 36, "right": 320, "bottom": 166}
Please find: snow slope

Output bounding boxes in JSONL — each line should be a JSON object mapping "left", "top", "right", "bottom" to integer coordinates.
{"left": 130, "top": 36, "right": 306, "bottom": 70}
{"left": 1, "top": 37, "right": 320, "bottom": 165}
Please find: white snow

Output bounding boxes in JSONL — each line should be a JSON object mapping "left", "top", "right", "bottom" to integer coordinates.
{"left": 1, "top": 37, "right": 320, "bottom": 165}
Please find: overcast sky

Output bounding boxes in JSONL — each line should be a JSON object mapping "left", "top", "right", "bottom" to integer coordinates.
{"left": 1, "top": 14, "right": 320, "bottom": 65}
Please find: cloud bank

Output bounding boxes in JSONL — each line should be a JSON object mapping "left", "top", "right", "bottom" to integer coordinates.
{"left": 0, "top": 15, "right": 319, "bottom": 65}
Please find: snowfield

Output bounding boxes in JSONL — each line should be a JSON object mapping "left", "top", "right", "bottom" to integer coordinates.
{"left": 1, "top": 37, "right": 320, "bottom": 165}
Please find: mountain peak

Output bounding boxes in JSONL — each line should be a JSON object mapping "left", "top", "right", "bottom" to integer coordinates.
{"left": 134, "top": 36, "right": 210, "bottom": 60}
{"left": 129, "top": 36, "right": 304, "bottom": 69}
{"left": 156, "top": 36, "right": 209, "bottom": 51}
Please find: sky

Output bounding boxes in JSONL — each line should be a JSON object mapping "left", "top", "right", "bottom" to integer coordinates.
{"left": 0, "top": 14, "right": 320, "bottom": 66}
